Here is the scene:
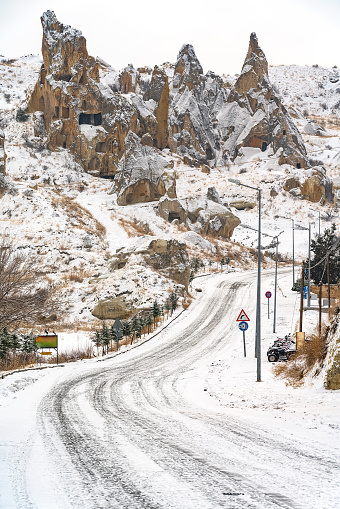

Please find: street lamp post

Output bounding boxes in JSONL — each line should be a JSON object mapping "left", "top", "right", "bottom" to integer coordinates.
{"left": 229, "top": 178, "right": 262, "bottom": 382}
{"left": 307, "top": 224, "right": 311, "bottom": 308}
{"left": 273, "top": 236, "right": 278, "bottom": 333}
{"left": 292, "top": 219, "right": 295, "bottom": 286}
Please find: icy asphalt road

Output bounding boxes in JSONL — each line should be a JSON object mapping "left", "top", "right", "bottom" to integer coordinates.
{"left": 1, "top": 269, "right": 339, "bottom": 509}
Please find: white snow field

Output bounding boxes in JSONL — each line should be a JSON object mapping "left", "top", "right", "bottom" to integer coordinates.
{"left": 1, "top": 269, "right": 339, "bottom": 509}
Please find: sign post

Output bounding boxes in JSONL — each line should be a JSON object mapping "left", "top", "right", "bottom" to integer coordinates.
{"left": 236, "top": 310, "right": 250, "bottom": 357}
{"left": 238, "top": 321, "right": 248, "bottom": 356}
{"left": 265, "top": 291, "right": 272, "bottom": 319}
{"left": 36, "top": 334, "right": 58, "bottom": 364}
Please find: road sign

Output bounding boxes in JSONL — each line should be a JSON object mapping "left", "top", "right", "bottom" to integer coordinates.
{"left": 236, "top": 309, "right": 250, "bottom": 321}
{"left": 238, "top": 321, "right": 248, "bottom": 331}
{"left": 265, "top": 291, "right": 272, "bottom": 299}
{"left": 40, "top": 352, "right": 52, "bottom": 355}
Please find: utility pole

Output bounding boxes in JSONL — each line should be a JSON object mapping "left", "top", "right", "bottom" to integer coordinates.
{"left": 273, "top": 236, "right": 278, "bottom": 333}
{"left": 318, "top": 211, "right": 321, "bottom": 236}
{"left": 307, "top": 224, "right": 311, "bottom": 308}
{"left": 319, "top": 282, "right": 322, "bottom": 334}
{"left": 292, "top": 219, "right": 295, "bottom": 285}
{"left": 299, "top": 267, "right": 304, "bottom": 332}
{"left": 228, "top": 178, "right": 262, "bottom": 382}
{"left": 327, "top": 254, "right": 331, "bottom": 318}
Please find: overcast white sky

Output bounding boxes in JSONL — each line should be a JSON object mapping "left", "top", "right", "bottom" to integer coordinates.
{"left": 0, "top": 0, "right": 339, "bottom": 75}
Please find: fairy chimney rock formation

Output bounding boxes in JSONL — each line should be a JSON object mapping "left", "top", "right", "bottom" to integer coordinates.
{"left": 40, "top": 10, "right": 99, "bottom": 84}
{"left": 27, "top": 11, "right": 139, "bottom": 178}
{"left": 173, "top": 44, "right": 204, "bottom": 91}
{"left": 221, "top": 32, "right": 309, "bottom": 169}
{"left": 143, "top": 65, "right": 169, "bottom": 149}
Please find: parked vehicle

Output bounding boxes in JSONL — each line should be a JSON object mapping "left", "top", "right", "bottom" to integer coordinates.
{"left": 267, "top": 334, "right": 296, "bottom": 362}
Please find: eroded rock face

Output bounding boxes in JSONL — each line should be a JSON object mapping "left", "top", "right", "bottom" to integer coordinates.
{"left": 168, "top": 44, "right": 224, "bottom": 165}
{"left": 113, "top": 132, "right": 174, "bottom": 205}
{"left": 111, "top": 236, "right": 191, "bottom": 289}
{"left": 219, "top": 33, "right": 309, "bottom": 169}
{"left": 27, "top": 10, "right": 139, "bottom": 178}
{"left": 0, "top": 129, "right": 6, "bottom": 174}
{"left": 159, "top": 193, "right": 241, "bottom": 239}
{"left": 283, "top": 168, "right": 334, "bottom": 202}
{"left": 143, "top": 66, "right": 169, "bottom": 150}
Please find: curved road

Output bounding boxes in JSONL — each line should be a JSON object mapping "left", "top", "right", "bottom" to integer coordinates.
{"left": 11, "top": 270, "right": 339, "bottom": 508}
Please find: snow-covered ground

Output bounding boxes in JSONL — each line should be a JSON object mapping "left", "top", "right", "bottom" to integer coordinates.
{"left": 0, "top": 269, "right": 339, "bottom": 508}
{"left": 1, "top": 56, "right": 339, "bottom": 328}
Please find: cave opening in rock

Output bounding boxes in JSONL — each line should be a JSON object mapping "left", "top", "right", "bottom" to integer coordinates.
{"left": 79, "top": 113, "right": 91, "bottom": 125}
{"left": 55, "top": 106, "right": 59, "bottom": 118}
{"left": 63, "top": 141, "right": 67, "bottom": 149}
{"left": 59, "top": 75, "right": 72, "bottom": 82}
{"left": 93, "top": 113, "right": 102, "bottom": 126}
{"left": 206, "top": 146, "right": 213, "bottom": 160}
{"left": 283, "top": 130, "right": 286, "bottom": 135}
{"left": 168, "top": 212, "right": 181, "bottom": 222}
{"left": 79, "top": 113, "right": 102, "bottom": 126}
{"left": 62, "top": 106, "right": 69, "bottom": 119}
{"left": 261, "top": 142, "right": 268, "bottom": 152}
{"left": 296, "top": 163, "right": 301, "bottom": 169}
{"left": 95, "top": 142, "right": 106, "bottom": 153}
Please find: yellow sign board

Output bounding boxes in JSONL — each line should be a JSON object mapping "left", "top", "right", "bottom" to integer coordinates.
{"left": 40, "top": 352, "right": 52, "bottom": 355}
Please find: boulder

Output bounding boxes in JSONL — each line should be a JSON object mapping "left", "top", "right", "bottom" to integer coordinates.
{"left": 113, "top": 132, "right": 173, "bottom": 205}
{"left": 302, "top": 121, "right": 328, "bottom": 137}
{"left": 92, "top": 297, "right": 137, "bottom": 320}
{"left": 158, "top": 196, "right": 186, "bottom": 223}
{"left": 207, "top": 186, "right": 222, "bottom": 204}
{"left": 0, "top": 129, "right": 6, "bottom": 174}
{"left": 111, "top": 236, "right": 191, "bottom": 289}
{"left": 284, "top": 168, "right": 334, "bottom": 203}
{"left": 229, "top": 200, "right": 256, "bottom": 210}
{"left": 219, "top": 33, "right": 309, "bottom": 169}
{"left": 159, "top": 194, "right": 240, "bottom": 239}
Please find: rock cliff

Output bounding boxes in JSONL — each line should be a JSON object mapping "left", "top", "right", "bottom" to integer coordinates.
{"left": 220, "top": 33, "right": 309, "bottom": 168}
{"left": 27, "top": 10, "right": 140, "bottom": 178}
{"left": 26, "top": 12, "right": 323, "bottom": 206}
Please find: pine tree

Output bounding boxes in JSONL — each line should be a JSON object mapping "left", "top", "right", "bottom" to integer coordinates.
{"left": 123, "top": 320, "right": 131, "bottom": 346}
{"left": 110, "top": 326, "right": 119, "bottom": 351}
{"left": 152, "top": 300, "right": 160, "bottom": 326}
{"left": 0, "top": 327, "right": 11, "bottom": 362}
{"left": 165, "top": 299, "right": 171, "bottom": 319}
{"left": 146, "top": 312, "right": 153, "bottom": 333}
{"left": 92, "top": 329, "right": 102, "bottom": 356}
{"left": 21, "top": 332, "right": 37, "bottom": 354}
{"left": 308, "top": 224, "right": 339, "bottom": 284}
{"left": 170, "top": 292, "right": 179, "bottom": 315}
{"left": 101, "top": 322, "right": 111, "bottom": 355}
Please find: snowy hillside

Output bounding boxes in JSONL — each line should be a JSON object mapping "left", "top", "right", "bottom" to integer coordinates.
{"left": 0, "top": 53, "right": 339, "bottom": 329}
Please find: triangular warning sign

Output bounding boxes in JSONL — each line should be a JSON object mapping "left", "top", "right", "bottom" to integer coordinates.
{"left": 236, "top": 309, "right": 250, "bottom": 321}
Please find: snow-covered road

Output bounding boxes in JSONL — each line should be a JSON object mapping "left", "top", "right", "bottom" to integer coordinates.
{"left": 1, "top": 269, "right": 339, "bottom": 508}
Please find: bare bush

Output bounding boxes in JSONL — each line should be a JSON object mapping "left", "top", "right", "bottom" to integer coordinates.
{"left": 0, "top": 238, "right": 51, "bottom": 330}
{"left": 274, "top": 327, "right": 329, "bottom": 387}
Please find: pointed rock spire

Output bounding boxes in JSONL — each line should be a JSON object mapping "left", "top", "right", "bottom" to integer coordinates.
{"left": 40, "top": 10, "right": 98, "bottom": 83}
{"left": 173, "top": 44, "right": 203, "bottom": 91}
{"left": 223, "top": 33, "right": 309, "bottom": 168}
